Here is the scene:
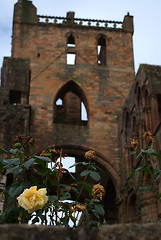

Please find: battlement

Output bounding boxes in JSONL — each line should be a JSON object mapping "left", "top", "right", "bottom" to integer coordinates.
{"left": 13, "top": 0, "right": 133, "bottom": 33}
{"left": 38, "top": 13, "right": 123, "bottom": 30}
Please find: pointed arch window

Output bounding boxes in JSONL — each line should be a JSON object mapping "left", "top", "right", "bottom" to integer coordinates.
{"left": 67, "top": 34, "right": 75, "bottom": 47}
{"left": 54, "top": 81, "right": 88, "bottom": 125}
{"left": 97, "top": 35, "right": 106, "bottom": 65}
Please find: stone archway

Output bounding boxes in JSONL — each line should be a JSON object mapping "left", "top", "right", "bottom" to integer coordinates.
{"left": 46, "top": 144, "right": 120, "bottom": 224}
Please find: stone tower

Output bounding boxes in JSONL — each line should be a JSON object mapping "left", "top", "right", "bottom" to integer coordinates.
{"left": 0, "top": 0, "right": 134, "bottom": 222}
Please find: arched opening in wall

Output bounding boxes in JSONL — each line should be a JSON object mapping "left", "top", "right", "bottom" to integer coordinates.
{"left": 157, "top": 94, "right": 161, "bottom": 122}
{"left": 33, "top": 146, "right": 119, "bottom": 225}
{"left": 66, "top": 34, "right": 76, "bottom": 65}
{"left": 104, "top": 180, "right": 118, "bottom": 224}
{"left": 137, "top": 87, "right": 142, "bottom": 109}
{"left": 54, "top": 81, "right": 88, "bottom": 125}
{"left": 97, "top": 35, "right": 106, "bottom": 65}
{"left": 132, "top": 115, "right": 137, "bottom": 133}
{"left": 143, "top": 88, "right": 151, "bottom": 131}
{"left": 125, "top": 111, "right": 130, "bottom": 143}
{"left": 126, "top": 192, "right": 140, "bottom": 223}
{"left": 67, "top": 34, "right": 75, "bottom": 47}
{"left": 9, "top": 90, "right": 21, "bottom": 104}
{"left": 144, "top": 89, "right": 150, "bottom": 106}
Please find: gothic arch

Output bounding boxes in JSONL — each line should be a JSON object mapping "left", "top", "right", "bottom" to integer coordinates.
{"left": 48, "top": 144, "right": 120, "bottom": 197}
{"left": 53, "top": 80, "right": 89, "bottom": 124}
{"left": 97, "top": 34, "right": 106, "bottom": 65}
{"left": 126, "top": 190, "right": 141, "bottom": 223}
{"left": 46, "top": 143, "right": 120, "bottom": 223}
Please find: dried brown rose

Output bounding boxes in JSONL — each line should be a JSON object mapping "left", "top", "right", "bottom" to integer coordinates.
{"left": 92, "top": 184, "right": 105, "bottom": 200}
{"left": 85, "top": 150, "right": 96, "bottom": 160}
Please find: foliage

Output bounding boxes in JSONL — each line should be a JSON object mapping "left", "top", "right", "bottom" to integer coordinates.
{"left": 0, "top": 135, "right": 105, "bottom": 227}
{"left": 130, "top": 131, "right": 161, "bottom": 203}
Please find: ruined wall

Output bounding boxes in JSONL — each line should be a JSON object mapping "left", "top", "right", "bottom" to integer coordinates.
{"left": 120, "top": 64, "right": 161, "bottom": 223}
{"left": 11, "top": 0, "right": 134, "bottom": 181}
{"left": 1, "top": 224, "right": 161, "bottom": 240}
{"left": 0, "top": 0, "right": 135, "bottom": 223}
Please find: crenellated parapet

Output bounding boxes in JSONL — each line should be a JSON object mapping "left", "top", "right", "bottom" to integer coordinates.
{"left": 13, "top": 0, "right": 133, "bottom": 33}
{"left": 38, "top": 14, "right": 123, "bottom": 30}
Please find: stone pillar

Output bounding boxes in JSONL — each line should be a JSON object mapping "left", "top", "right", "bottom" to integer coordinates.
{"left": 13, "top": 0, "right": 38, "bottom": 24}
{"left": 150, "top": 95, "right": 160, "bottom": 133}
{"left": 123, "top": 12, "right": 134, "bottom": 34}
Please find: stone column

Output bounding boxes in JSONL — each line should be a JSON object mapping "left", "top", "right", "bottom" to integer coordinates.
{"left": 150, "top": 95, "right": 160, "bottom": 133}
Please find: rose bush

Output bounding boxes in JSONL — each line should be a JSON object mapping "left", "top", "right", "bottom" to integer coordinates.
{"left": 0, "top": 135, "right": 106, "bottom": 227}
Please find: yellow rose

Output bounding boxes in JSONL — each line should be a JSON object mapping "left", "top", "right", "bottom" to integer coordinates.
{"left": 17, "top": 186, "right": 48, "bottom": 213}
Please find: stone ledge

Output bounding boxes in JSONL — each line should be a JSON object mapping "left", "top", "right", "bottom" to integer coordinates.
{"left": 0, "top": 223, "right": 161, "bottom": 240}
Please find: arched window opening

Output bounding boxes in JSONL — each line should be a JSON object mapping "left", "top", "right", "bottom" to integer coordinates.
{"left": 54, "top": 81, "right": 88, "bottom": 125}
{"left": 81, "top": 102, "right": 88, "bottom": 121}
{"left": 67, "top": 34, "right": 75, "bottom": 47}
{"left": 132, "top": 116, "right": 136, "bottom": 133}
{"left": 157, "top": 94, "right": 161, "bottom": 121}
{"left": 67, "top": 34, "right": 76, "bottom": 65}
{"left": 56, "top": 98, "right": 63, "bottom": 105}
{"left": 125, "top": 111, "right": 130, "bottom": 143}
{"left": 104, "top": 180, "right": 118, "bottom": 224}
{"left": 126, "top": 193, "right": 140, "bottom": 223}
{"left": 9, "top": 90, "right": 21, "bottom": 104}
{"left": 137, "top": 87, "right": 142, "bottom": 107}
{"left": 48, "top": 156, "right": 76, "bottom": 173}
{"left": 144, "top": 89, "right": 150, "bottom": 106}
{"left": 97, "top": 35, "right": 106, "bottom": 65}
{"left": 67, "top": 53, "right": 76, "bottom": 65}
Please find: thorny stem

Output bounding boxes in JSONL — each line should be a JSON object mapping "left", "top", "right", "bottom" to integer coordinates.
{"left": 76, "top": 160, "right": 91, "bottom": 202}
{"left": 56, "top": 149, "right": 62, "bottom": 197}
{"left": 144, "top": 152, "right": 158, "bottom": 196}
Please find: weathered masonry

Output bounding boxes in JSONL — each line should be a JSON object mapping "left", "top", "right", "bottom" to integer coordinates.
{"left": 120, "top": 65, "right": 161, "bottom": 223}
{"left": 1, "top": 0, "right": 135, "bottom": 223}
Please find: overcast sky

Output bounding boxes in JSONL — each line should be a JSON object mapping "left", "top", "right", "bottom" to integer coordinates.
{"left": 0, "top": 0, "right": 160, "bottom": 75}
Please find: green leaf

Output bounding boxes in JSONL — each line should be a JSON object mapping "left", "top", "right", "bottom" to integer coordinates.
{"left": 48, "top": 195, "right": 58, "bottom": 201}
{"left": 0, "top": 149, "right": 7, "bottom": 154}
{"left": 69, "top": 161, "right": 88, "bottom": 168}
{"left": 63, "top": 168, "right": 75, "bottom": 180}
{"left": 84, "top": 183, "right": 92, "bottom": 195}
{"left": 129, "top": 170, "right": 135, "bottom": 179}
{"left": 82, "top": 162, "right": 89, "bottom": 166}
{"left": 60, "top": 192, "right": 71, "bottom": 200}
{"left": 90, "top": 165, "right": 97, "bottom": 171}
{"left": 89, "top": 171, "right": 101, "bottom": 182}
{"left": 154, "top": 170, "right": 161, "bottom": 176}
{"left": 142, "top": 167, "right": 151, "bottom": 173}
{"left": 23, "top": 158, "right": 35, "bottom": 169}
{"left": 130, "top": 151, "right": 136, "bottom": 155}
{"left": 134, "top": 167, "right": 143, "bottom": 174}
{"left": 14, "top": 168, "right": 23, "bottom": 176}
{"left": 9, "top": 182, "right": 30, "bottom": 198}
{"left": 136, "top": 152, "right": 142, "bottom": 159}
{"left": 129, "top": 167, "right": 143, "bottom": 179}
{"left": 139, "top": 185, "right": 153, "bottom": 192}
{"left": 35, "top": 155, "right": 51, "bottom": 162}
{"left": 152, "top": 153, "right": 161, "bottom": 159}
{"left": 5, "top": 165, "right": 19, "bottom": 175}
{"left": 95, "top": 204, "right": 105, "bottom": 216}
{"left": 3, "top": 158, "right": 20, "bottom": 168}
{"left": 80, "top": 170, "right": 90, "bottom": 177}
{"left": 142, "top": 149, "right": 154, "bottom": 154}
{"left": 91, "top": 209, "right": 100, "bottom": 219}
{"left": 10, "top": 149, "right": 20, "bottom": 155}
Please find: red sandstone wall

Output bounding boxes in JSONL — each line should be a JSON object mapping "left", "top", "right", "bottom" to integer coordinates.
{"left": 11, "top": 1, "right": 135, "bottom": 193}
